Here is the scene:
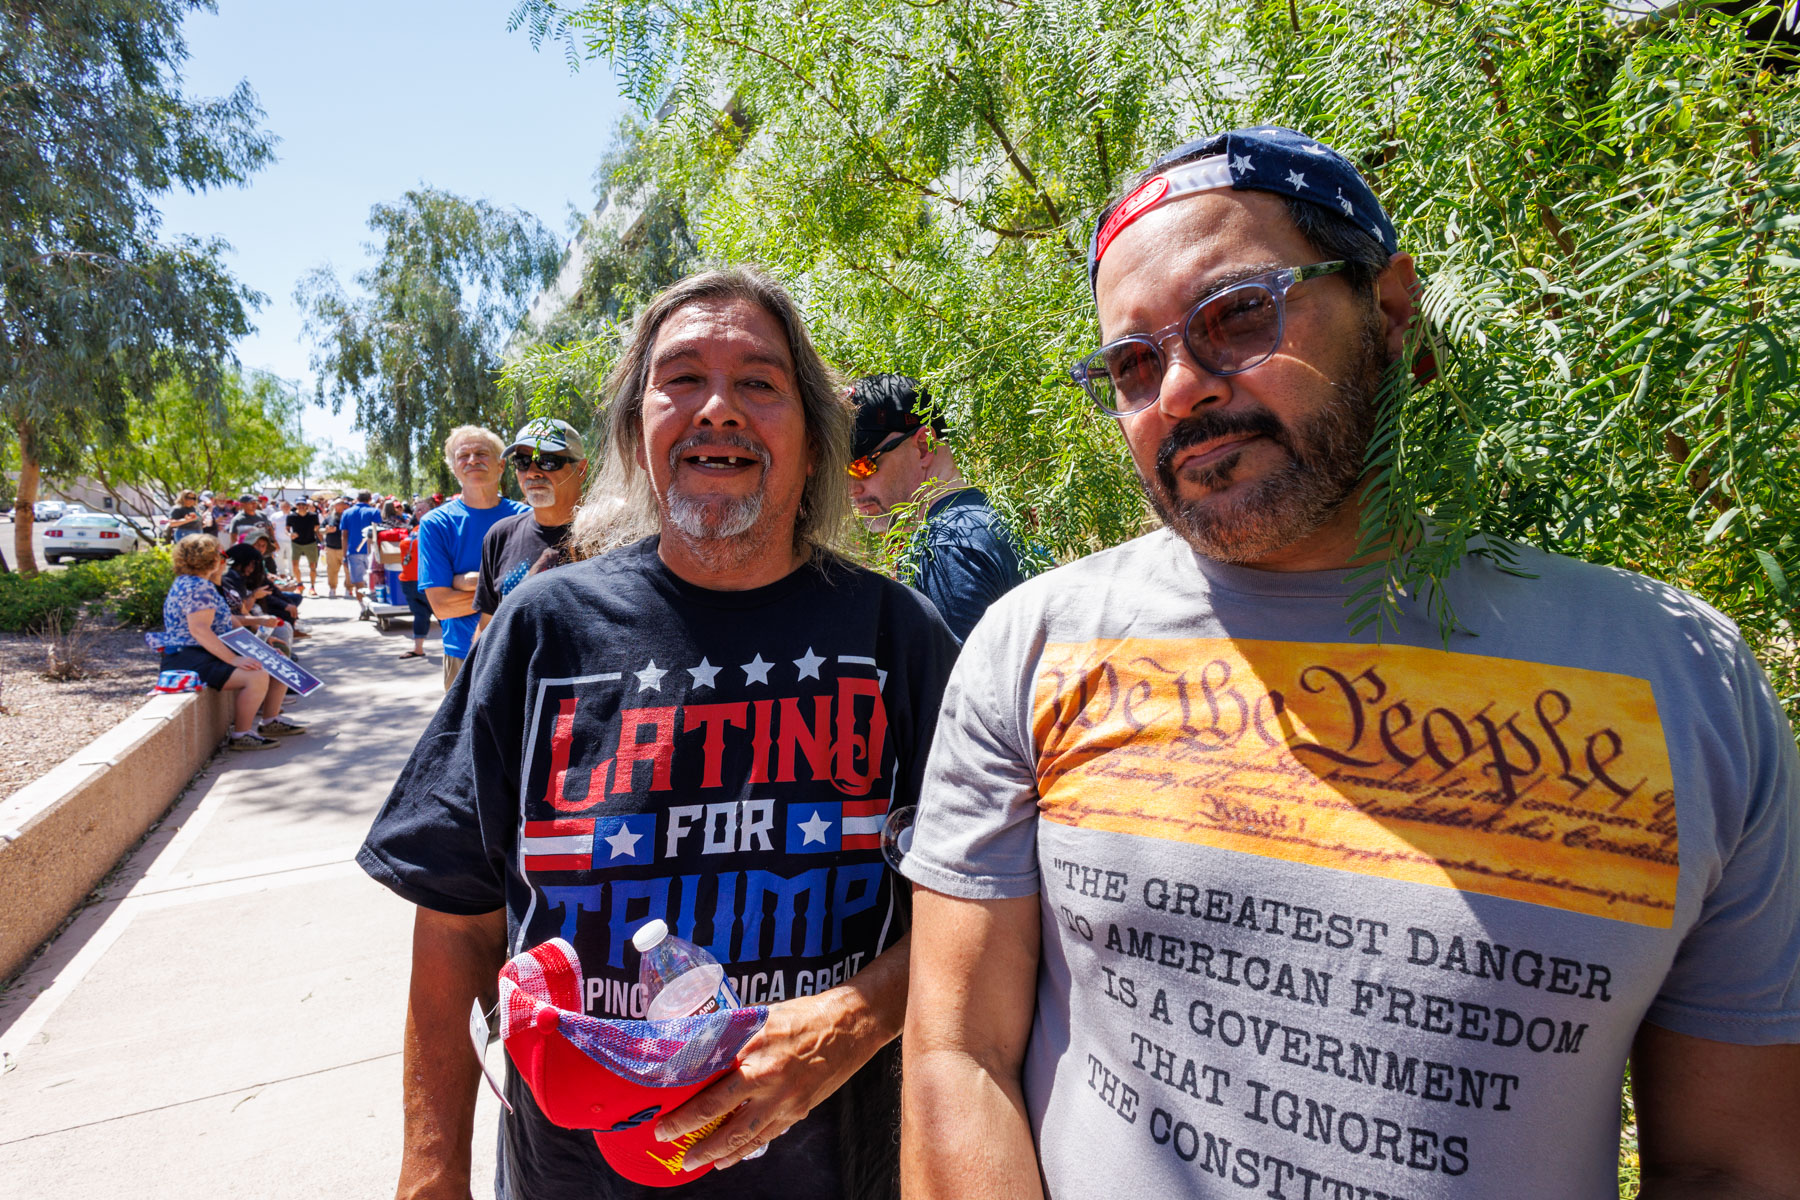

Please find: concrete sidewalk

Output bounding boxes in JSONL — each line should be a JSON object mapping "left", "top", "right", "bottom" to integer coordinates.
{"left": 0, "top": 598, "right": 503, "bottom": 1197}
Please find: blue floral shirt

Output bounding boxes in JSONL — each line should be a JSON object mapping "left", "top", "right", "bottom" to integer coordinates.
{"left": 153, "top": 573, "right": 233, "bottom": 651}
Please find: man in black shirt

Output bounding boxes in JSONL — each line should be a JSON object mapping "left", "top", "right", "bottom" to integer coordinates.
{"left": 474, "top": 417, "right": 589, "bottom": 635}
{"left": 359, "top": 268, "right": 958, "bottom": 1200}
{"left": 847, "top": 374, "right": 1029, "bottom": 641}
{"left": 321, "top": 497, "right": 348, "bottom": 598}
{"left": 286, "top": 498, "right": 322, "bottom": 595}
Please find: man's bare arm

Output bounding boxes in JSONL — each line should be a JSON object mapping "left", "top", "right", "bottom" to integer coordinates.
{"left": 903, "top": 889, "right": 1043, "bottom": 1200}
{"left": 425, "top": 585, "right": 478, "bottom": 621}
{"left": 396, "top": 907, "right": 507, "bottom": 1200}
{"left": 1633, "top": 1022, "right": 1800, "bottom": 1199}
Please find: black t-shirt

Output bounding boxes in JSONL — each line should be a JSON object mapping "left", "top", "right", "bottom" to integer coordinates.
{"left": 168, "top": 504, "right": 196, "bottom": 528}
{"left": 904, "top": 489, "right": 1030, "bottom": 643}
{"left": 358, "top": 538, "right": 958, "bottom": 1200}
{"left": 476, "top": 511, "right": 571, "bottom": 616}
{"left": 288, "top": 512, "right": 320, "bottom": 545}
{"left": 322, "top": 515, "right": 343, "bottom": 550}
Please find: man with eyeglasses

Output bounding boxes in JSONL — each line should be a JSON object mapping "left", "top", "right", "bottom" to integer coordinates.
{"left": 901, "top": 127, "right": 1800, "bottom": 1199}
{"left": 418, "top": 425, "right": 528, "bottom": 688}
{"left": 474, "top": 417, "right": 590, "bottom": 636}
{"left": 847, "top": 374, "right": 1028, "bottom": 642}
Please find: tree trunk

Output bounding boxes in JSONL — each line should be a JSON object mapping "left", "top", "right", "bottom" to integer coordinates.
{"left": 13, "top": 430, "right": 40, "bottom": 577}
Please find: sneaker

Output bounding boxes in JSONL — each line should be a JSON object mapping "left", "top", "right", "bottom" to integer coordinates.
{"left": 259, "top": 716, "right": 306, "bottom": 737}
{"left": 227, "top": 732, "right": 278, "bottom": 751}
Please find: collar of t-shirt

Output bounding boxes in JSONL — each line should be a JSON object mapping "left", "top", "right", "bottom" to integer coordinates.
{"left": 1167, "top": 527, "right": 1506, "bottom": 602}
{"left": 632, "top": 535, "right": 825, "bottom": 612}
{"left": 924, "top": 487, "right": 986, "bottom": 520}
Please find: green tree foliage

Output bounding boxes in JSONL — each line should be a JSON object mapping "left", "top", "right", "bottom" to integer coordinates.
{"left": 314, "top": 444, "right": 405, "bottom": 498}
{"left": 501, "top": 115, "right": 704, "bottom": 447}
{"left": 512, "top": 0, "right": 1799, "bottom": 712}
{"left": 298, "top": 188, "right": 564, "bottom": 494}
{"left": 84, "top": 368, "right": 314, "bottom": 519}
{"left": 0, "top": 0, "right": 274, "bottom": 574}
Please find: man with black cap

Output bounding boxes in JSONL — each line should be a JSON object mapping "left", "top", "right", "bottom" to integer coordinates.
{"left": 847, "top": 373, "right": 1027, "bottom": 641}
{"left": 474, "top": 417, "right": 590, "bottom": 634}
{"left": 228, "top": 493, "right": 274, "bottom": 547}
{"left": 900, "top": 127, "right": 1800, "bottom": 1197}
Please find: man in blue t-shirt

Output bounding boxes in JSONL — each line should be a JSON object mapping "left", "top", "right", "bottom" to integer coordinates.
{"left": 417, "top": 426, "right": 527, "bottom": 688}
{"left": 846, "top": 373, "right": 1030, "bottom": 641}
{"left": 336, "top": 490, "right": 383, "bottom": 602}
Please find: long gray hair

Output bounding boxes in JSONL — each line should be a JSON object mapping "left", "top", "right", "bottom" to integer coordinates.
{"left": 568, "top": 267, "right": 853, "bottom": 562}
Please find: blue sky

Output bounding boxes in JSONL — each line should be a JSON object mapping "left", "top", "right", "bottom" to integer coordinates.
{"left": 156, "top": 1, "right": 627, "bottom": 452}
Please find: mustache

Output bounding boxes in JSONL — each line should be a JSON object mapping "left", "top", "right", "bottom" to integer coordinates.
{"left": 667, "top": 430, "right": 772, "bottom": 472}
{"left": 1155, "top": 407, "right": 1290, "bottom": 480}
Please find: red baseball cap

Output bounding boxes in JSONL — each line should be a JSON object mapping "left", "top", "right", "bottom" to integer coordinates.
{"left": 499, "top": 939, "right": 768, "bottom": 1187}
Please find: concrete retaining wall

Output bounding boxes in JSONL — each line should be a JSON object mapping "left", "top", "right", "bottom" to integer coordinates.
{"left": 0, "top": 688, "right": 231, "bottom": 979}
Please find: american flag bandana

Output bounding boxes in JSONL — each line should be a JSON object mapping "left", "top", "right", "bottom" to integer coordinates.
{"left": 1088, "top": 125, "right": 1399, "bottom": 290}
{"left": 500, "top": 938, "right": 767, "bottom": 1087}
{"left": 498, "top": 938, "right": 771, "bottom": 1186}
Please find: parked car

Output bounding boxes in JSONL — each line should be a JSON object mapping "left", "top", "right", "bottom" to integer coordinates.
{"left": 41, "top": 513, "right": 151, "bottom": 562}
{"left": 33, "top": 500, "right": 66, "bottom": 522}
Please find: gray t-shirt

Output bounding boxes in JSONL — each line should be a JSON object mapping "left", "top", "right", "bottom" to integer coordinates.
{"left": 902, "top": 528, "right": 1800, "bottom": 1199}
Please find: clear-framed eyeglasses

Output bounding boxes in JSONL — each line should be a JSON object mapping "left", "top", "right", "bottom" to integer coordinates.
{"left": 1069, "top": 261, "right": 1347, "bottom": 417}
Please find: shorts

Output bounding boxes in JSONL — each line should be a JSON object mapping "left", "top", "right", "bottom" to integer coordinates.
{"left": 444, "top": 655, "right": 465, "bottom": 690}
{"left": 161, "top": 645, "right": 237, "bottom": 691}
{"left": 345, "top": 551, "right": 370, "bottom": 584}
{"left": 292, "top": 542, "right": 319, "bottom": 566}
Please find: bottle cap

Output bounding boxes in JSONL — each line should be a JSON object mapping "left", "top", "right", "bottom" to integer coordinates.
{"left": 630, "top": 919, "right": 669, "bottom": 953}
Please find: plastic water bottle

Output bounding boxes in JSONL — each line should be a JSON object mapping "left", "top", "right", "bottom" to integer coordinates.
{"left": 633, "top": 919, "right": 741, "bottom": 1020}
{"left": 630, "top": 919, "right": 769, "bottom": 1161}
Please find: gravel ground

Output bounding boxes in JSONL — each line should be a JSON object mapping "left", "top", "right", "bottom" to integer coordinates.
{"left": 0, "top": 623, "right": 159, "bottom": 803}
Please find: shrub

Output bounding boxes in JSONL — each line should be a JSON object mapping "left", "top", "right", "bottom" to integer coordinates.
{"left": 0, "top": 566, "right": 107, "bottom": 633}
{"left": 93, "top": 548, "right": 174, "bottom": 628}
{"left": 0, "top": 549, "right": 174, "bottom": 633}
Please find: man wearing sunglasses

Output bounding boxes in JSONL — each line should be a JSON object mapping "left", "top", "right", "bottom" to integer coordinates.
{"left": 902, "top": 127, "right": 1800, "bottom": 1199}
{"left": 847, "top": 374, "right": 1028, "bottom": 641}
{"left": 474, "top": 417, "right": 590, "bottom": 636}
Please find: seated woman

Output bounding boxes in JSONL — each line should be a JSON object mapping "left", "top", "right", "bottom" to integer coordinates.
{"left": 227, "top": 540, "right": 310, "bottom": 640}
{"left": 222, "top": 543, "right": 298, "bottom": 656}
{"left": 154, "top": 535, "right": 304, "bottom": 750}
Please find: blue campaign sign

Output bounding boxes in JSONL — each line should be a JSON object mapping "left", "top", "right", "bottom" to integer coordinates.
{"left": 220, "top": 628, "right": 325, "bottom": 696}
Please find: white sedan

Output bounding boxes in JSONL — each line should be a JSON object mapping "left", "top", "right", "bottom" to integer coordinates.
{"left": 41, "top": 513, "right": 153, "bottom": 562}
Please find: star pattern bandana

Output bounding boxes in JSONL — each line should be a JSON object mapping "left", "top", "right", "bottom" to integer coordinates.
{"left": 499, "top": 938, "right": 769, "bottom": 1186}
{"left": 1088, "top": 125, "right": 1398, "bottom": 290}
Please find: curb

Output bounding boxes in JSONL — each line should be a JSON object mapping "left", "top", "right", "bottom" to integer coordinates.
{"left": 0, "top": 688, "right": 232, "bottom": 980}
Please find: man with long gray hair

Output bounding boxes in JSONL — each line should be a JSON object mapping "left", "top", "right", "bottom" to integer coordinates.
{"left": 359, "top": 267, "right": 958, "bottom": 1200}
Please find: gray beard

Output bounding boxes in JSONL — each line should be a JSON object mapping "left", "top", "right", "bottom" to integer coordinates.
{"left": 666, "top": 490, "right": 763, "bottom": 541}
{"left": 1149, "top": 317, "right": 1386, "bottom": 563}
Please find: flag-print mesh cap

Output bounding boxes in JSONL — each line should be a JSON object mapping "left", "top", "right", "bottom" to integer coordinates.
{"left": 1088, "top": 126, "right": 1398, "bottom": 290}
{"left": 506, "top": 417, "right": 587, "bottom": 460}
{"left": 498, "top": 938, "right": 769, "bottom": 1187}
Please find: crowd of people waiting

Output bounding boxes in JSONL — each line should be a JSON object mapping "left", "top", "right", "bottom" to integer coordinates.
{"left": 151, "top": 486, "right": 455, "bottom": 748}
{"left": 147, "top": 382, "right": 1029, "bottom": 750}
